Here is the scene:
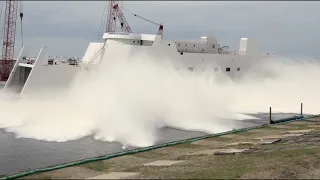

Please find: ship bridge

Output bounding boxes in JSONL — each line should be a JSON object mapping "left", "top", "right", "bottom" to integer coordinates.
{"left": 102, "top": 32, "right": 160, "bottom": 46}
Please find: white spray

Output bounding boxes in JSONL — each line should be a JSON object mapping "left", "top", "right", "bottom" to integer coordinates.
{"left": 0, "top": 50, "right": 319, "bottom": 147}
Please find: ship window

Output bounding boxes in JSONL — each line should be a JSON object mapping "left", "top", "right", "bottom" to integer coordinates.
{"left": 214, "top": 67, "right": 219, "bottom": 72}
{"left": 138, "top": 41, "right": 140, "bottom": 43}
{"left": 168, "top": 44, "right": 171, "bottom": 46}
{"left": 185, "top": 44, "right": 187, "bottom": 46}
{"left": 226, "top": 67, "right": 231, "bottom": 72}
{"left": 213, "top": 45, "right": 215, "bottom": 48}
{"left": 188, "top": 67, "right": 193, "bottom": 71}
{"left": 133, "top": 41, "right": 135, "bottom": 43}
{"left": 180, "top": 52, "right": 183, "bottom": 55}
{"left": 237, "top": 67, "right": 240, "bottom": 71}
{"left": 178, "top": 44, "right": 180, "bottom": 46}
{"left": 194, "top": 45, "right": 195, "bottom": 47}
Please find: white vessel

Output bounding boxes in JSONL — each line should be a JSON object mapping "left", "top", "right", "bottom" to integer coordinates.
{"left": 2, "top": 1, "right": 275, "bottom": 96}
{"left": 2, "top": 32, "right": 274, "bottom": 96}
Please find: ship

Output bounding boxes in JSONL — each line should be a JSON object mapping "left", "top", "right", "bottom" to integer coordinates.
{"left": 2, "top": 33, "right": 274, "bottom": 96}
{"left": 2, "top": 1, "right": 275, "bottom": 96}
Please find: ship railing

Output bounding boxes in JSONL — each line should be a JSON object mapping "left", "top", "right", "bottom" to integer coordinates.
{"left": 260, "top": 52, "right": 276, "bottom": 56}
{"left": 106, "top": 32, "right": 130, "bottom": 35}
{"left": 220, "top": 50, "right": 276, "bottom": 56}
{"left": 219, "top": 50, "right": 246, "bottom": 55}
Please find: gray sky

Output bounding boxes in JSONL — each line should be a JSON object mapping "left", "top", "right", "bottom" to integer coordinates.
{"left": 3, "top": 1, "right": 320, "bottom": 58}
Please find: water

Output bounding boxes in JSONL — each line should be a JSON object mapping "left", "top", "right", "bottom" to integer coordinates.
{"left": 0, "top": 113, "right": 298, "bottom": 176}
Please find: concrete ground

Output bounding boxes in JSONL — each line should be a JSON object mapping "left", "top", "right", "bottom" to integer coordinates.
{"left": 16, "top": 117, "right": 320, "bottom": 179}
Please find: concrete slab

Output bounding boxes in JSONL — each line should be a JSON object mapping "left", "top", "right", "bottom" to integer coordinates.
{"left": 86, "top": 172, "right": 139, "bottom": 179}
{"left": 214, "top": 149, "right": 251, "bottom": 155}
{"left": 226, "top": 142, "right": 255, "bottom": 146}
{"left": 226, "top": 139, "right": 281, "bottom": 146}
{"left": 308, "top": 125, "right": 320, "bottom": 128}
{"left": 187, "top": 149, "right": 219, "bottom": 156}
{"left": 258, "top": 139, "right": 281, "bottom": 145}
{"left": 282, "top": 133, "right": 305, "bottom": 137}
{"left": 309, "top": 137, "right": 320, "bottom": 141}
{"left": 143, "top": 160, "right": 184, "bottom": 167}
{"left": 188, "top": 149, "right": 250, "bottom": 156}
{"left": 255, "top": 135, "right": 282, "bottom": 140}
{"left": 284, "top": 129, "right": 314, "bottom": 134}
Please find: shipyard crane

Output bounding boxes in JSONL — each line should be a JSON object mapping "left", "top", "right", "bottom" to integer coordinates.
{"left": 0, "top": 0, "right": 23, "bottom": 81}
{"left": 106, "top": 0, "right": 132, "bottom": 33}
{"left": 132, "top": 13, "right": 163, "bottom": 36}
{"left": 104, "top": 0, "right": 163, "bottom": 36}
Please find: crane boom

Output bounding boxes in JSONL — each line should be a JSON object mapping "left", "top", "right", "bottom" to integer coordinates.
{"left": 104, "top": 0, "right": 163, "bottom": 36}
{"left": 106, "top": 0, "right": 132, "bottom": 34}
{"left": 106, "top": 0, "right": 117, "bottom": 33}
{"left": 132, "top": 13, "right": 163, "bottom": 36}
{"left": 113, "top": 4, "right": 132, "bottom": 33}
{"left": 133, "top": 14, "right": 159, "bottom": 26}
{"left": 0, "top": 0, "right": 19, "bottom": 81}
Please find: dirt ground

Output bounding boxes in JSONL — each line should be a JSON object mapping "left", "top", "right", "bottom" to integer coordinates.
{"left": 14, "top": 117, "right": 320, "bottom": 179}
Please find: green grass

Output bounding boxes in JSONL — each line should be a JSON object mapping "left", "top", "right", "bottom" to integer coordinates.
{"left": 191, "top": 164, "right": 253, "bottom": 179}
{"left": 207, "top": 136, "right": 234, "bottom": 142}
{"left": 235, "top": 130, "right": 259, "bottom": 136}
{"left": 130, "top": 144, "right": 320, "bottom": 179}
{"left": 38, "top": 175, "right": 53, "bottom": 179}
{"left": 82, "top": 161, "right": 107, "bottom": 172}
{"left": 173, "top": 143, "right": 202, "bottom": 149}
{"left": 132, "top": 150, "right": 165, "bottom": 159}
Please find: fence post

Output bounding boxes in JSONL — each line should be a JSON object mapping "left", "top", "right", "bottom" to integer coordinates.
{"left": 300, "top": 103, "right": 303, "bottom": 116}
{"left": 269, "top": 107, "right": 272, "bottom": 124}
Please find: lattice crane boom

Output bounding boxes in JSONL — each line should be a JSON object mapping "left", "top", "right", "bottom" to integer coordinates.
{"left": 0, "top": 0, "right": 19, "bottom": 81}
{"left": 106, "top": 0, "right": 117, "bottom": 33}
{"left": 105, "top": 0, "right": 132, "bottom": 34}
{"left": 114, "top": 4, "right": 132, "bottom": 33}
{"left": 104, "top": 0, "right": 163, "bottom": 36}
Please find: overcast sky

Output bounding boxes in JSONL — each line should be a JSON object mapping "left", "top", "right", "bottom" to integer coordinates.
{"left": 3, "top": 1, "right": 320, "bottom": 58}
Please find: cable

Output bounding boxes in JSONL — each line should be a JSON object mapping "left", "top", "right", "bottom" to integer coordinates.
{"left": 97, "top": 1, "right": 108, "bottom": 40}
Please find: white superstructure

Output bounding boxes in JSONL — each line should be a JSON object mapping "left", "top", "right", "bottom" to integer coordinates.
{"left": 82, "top": 32, "right": 272, "bottom": 80}
{"left": 3, "top": 31, "right": 274, "bottom": 96}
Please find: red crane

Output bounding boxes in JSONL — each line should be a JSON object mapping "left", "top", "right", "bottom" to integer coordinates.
{"left": 106, "top": 0, "right": 132, "bottom": 34}
{"left": 105, "top": 0, "right": 163, "bottom": 37}
{"left": 0, "top": 0, "right": 19, "bottom": 81}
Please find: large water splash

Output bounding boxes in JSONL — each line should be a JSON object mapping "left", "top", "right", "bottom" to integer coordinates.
{"left": 0, "top": 50, "right": 319, "bottom": 147}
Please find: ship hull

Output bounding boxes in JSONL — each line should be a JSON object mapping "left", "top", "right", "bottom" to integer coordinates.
{"left": 3, "top": 34, "right": 273, "bottom": 96}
